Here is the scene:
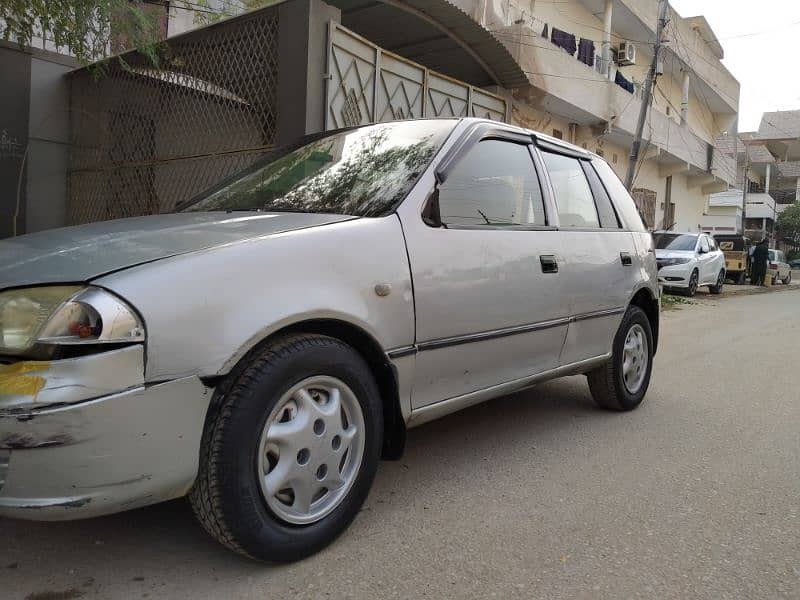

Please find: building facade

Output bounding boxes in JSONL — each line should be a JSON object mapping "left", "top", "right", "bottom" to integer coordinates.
{"left": 2, "top": 0, "right": 741, "bottom": 235}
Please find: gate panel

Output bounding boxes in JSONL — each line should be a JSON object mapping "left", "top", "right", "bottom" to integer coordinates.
{"left": 326, "top": 23, "right": 506, "bottom": 130}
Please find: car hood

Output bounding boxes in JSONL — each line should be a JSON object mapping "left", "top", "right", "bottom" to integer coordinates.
{"left": 0, "top": 212, "right": 356, "bottom": 288}
{"left": 654, "top": 249, "right": 695, "bottom": 259}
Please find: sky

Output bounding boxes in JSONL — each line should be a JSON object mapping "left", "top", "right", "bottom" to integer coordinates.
{"left": 670, "top": 0, "right": 800, "bottom": 133}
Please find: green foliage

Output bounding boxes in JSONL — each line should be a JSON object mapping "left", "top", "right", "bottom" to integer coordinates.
{"left": 1, "top": 0, "right": 166, "bottom": 69}
{"left": 776, "top": 203, "right": 800, "bottom": 241}
{"left": 191, "top": 0, "right": 282, "bottom": 26}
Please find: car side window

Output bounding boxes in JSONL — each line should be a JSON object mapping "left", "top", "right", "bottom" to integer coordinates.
{"left": 540, "top": 151, "right": 600, "bottom": 228}
{"left": 582, "top": 162, "right": 621, "bottom": 228}
{"left": 700, "top": 237, "right": 710, "bottom": 253}
{"left": 437, "top": 139, "right": 546, "bottom": 227}
{"left": 708, "top": 237, "right": 717, "bottom": 251}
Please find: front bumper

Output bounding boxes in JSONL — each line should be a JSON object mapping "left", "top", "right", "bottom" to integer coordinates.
{"left": 657, "top": 264, "right": 692, "bottom": 288}
{"left": 0, "top": 347, "right": 211, "bottom": 521}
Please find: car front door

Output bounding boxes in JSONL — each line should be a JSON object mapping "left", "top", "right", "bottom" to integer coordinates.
{"left": 397, "top": 130, "right": 569, "bottom": 409}
{"left": 537, "top": 148, "right": 639, "bottom": 364}
{"left": 697, "top": 235, "right": 715, "bottom": 284}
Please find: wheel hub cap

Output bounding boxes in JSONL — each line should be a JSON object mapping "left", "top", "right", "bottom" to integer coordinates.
{"left": 622, "top": 324, "right": 648, "bottom": 394}
{"left": 257, "top": 376, "right": 365, "bottom": 525}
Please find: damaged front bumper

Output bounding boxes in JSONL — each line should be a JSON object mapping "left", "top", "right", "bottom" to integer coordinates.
{"left": 0, "top": 346, "right": 212, "bottom": 520}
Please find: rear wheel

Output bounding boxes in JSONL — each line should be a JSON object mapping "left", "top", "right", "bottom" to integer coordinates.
{"left": 709, "top": 270, "right": 725, "bottom": 295}
{"left": 783, "top": 271, "right": 792, "bottom": 285}
{"left": 587, "top": 306, "right": 654, "bottom": 411}
{"left": 190, "top": 334, "right": 383, "bottom": 562}
{"left": 736, "top": 271, "right": 746, "bottom": 285}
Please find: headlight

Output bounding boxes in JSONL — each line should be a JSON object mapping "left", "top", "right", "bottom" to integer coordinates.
{"left": 659, "top": 257, "right": 691, "bottom": 266}
{"left": 0, "top": 286, "right": 145, "bottom": 354}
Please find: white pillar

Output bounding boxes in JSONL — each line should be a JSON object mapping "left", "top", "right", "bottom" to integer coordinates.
{"left": 602, "top": 0, "right": 613, "bottom": 77}
{"left": 765, "top": 163, "right": 771, "bottom": 194}
{"left": 680, "top": 70, "right": 690, "bottom": 126}
{"left": 795, "top": 177, "right": 800, "bottom": 202}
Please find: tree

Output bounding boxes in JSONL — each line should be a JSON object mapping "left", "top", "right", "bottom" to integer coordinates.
{"left": 776, "top": 203, "right": 800, "bottom": 245}
{"left": 0, "top": 0, "right": 168, "bottom": 68}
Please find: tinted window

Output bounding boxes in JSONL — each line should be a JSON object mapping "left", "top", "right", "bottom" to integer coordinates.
{"left": 768, "top": 251, "right": 776, "bottom": 262}
{"left": 182, "top": 120, "right": 455, "bottom": 216}
{"left": 438, "top": 140, "right": 546, "bottom": 227}
{"left": 582, "top": 162, "right": 621, "bottom": 228}
{"left": 541, "top": 152, "right": 600, "bottom": 228}
{"left": 654, "top": 233, "right": 698, "bottom": 251}
{"left": 591, "top": 158, "right": 647, "bottom": 231}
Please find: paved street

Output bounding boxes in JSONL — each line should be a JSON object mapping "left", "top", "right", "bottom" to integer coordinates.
{"left": 2, "top": 288, "right": 799, "bottom": 600}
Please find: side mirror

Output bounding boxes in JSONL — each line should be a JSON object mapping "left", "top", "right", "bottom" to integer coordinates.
{"left": 422, "top": 187, "right": 444, "bottom": 228}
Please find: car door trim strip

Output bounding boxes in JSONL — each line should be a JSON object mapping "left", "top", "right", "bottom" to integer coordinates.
{"left": 386, "top": 307, "right": 624, "bottom": 358}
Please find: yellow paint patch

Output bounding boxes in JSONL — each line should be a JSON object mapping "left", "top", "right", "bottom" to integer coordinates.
{"left": 0, "top": 361, "right": 50, "bottom": 397}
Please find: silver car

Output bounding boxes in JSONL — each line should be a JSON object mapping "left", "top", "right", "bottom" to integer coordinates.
{"left": 0, "top": 118, "right": 659, "bottom": 561}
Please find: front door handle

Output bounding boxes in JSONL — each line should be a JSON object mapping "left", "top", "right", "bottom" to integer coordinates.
{"left": 620, "top": 252, "right": 633, "bottom": 266}
{"left": 540, "top": 254, "right": 558, "bottom": 273}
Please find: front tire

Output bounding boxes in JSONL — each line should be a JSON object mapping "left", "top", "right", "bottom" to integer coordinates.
{"left": 588, "top": 306, "right": 654, "bottom": 411}
{"left": 190, "top": 334, "right": 383, "bottom": 562}
{"left": 685, "top": 270, "right": 699, "bottom": 297}
{"left": 709, "top": 270, "right": 725, "bottom": 295}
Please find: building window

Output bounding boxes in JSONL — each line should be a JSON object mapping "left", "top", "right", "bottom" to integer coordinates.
{"left": 612, "top": 153, "right": 618, "bottom": 164}
{"left": 552, "top": 129, "right": 563, "bottom": 139}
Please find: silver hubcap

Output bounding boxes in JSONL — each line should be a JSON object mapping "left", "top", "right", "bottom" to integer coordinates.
{"left": 257, "top": 376, "right": 365, "bottom": 525}
{"left": 622, "top": 324, "right": 648, "bottom": 394}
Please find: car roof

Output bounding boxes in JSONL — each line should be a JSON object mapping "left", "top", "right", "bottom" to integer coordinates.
{"left": 653, "top": 231, "right": 700, "bottom": 236}
{"left": 457, "top": 118, "right": 597, "bottom": 160}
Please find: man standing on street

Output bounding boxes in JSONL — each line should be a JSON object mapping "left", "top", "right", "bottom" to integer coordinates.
{"left": 751, "top": 239, "right": 770, "bottom": 286}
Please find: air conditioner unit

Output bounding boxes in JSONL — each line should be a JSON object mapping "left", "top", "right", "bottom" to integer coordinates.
{"left": 618, "top": 41, "right": 636, "bottom": 66}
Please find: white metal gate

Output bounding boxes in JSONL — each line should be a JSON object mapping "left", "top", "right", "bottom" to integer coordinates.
{"left": 325, "top": 22, "right": 507, "bottom": 130}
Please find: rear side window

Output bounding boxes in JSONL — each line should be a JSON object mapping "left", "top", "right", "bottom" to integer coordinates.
{"left": 590, "top": 158, "right": 647, "bottom": 231}
{"left": 437, "top": 139, "right": 546, "bottom": 227}
{"left": 582, "top": 162, "right": 621, "bottom": 228}
{"left": 540, "top": 152, "right": 600, "bottom": 228}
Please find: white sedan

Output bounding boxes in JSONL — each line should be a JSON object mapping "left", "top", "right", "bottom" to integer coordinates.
{"left": 654, "top": 232, "right": 726, "bottom": 296}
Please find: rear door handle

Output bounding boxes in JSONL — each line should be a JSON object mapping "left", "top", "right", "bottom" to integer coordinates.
{"left": 620, "top": 252, "right": 633, "bottom": 266}
{"left": 540, "top": 254, "right": 558, "bottom": 273}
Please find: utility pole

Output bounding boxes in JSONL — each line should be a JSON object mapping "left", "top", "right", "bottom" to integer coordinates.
{"left": 624, "top": 0, "right": 670, "bottom": 190}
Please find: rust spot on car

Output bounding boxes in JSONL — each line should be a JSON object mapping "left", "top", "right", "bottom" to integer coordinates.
{"left": 0, "top": 361, "right": 50, "bottom": 399}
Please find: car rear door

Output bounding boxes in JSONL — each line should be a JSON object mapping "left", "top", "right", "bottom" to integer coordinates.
{"left": 397, "top": 128, "right": 569, "bottom": 409}
{"left": 535, "top": 147, "right": 640, "bottom": 364}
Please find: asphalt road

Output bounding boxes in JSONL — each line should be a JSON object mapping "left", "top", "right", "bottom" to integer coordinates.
{"left": 3, "top": 288, "right": 799, "bottom": 600}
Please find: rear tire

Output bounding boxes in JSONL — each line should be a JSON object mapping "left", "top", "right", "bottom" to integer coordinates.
{"left": 783, "top": 272, "right": 792, "bottom": 285}
{"left": 709, "top": 270, "right": 725, "bottom": 295}
{"left": 190, "top": 334, "right": 383, "bottom": 562}
{"left": 587, "top": 306, "right": 654, "bottom": 411}
{"left": 736, "top": 271, "right": 746, "bottom": 285}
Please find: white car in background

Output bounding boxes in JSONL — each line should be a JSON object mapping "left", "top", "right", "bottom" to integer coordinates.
{"left": 654, "top": 232, "right": 726, "bottom": 296}
{"left": 768, "top": 249, "right": 792, "bottom": 284}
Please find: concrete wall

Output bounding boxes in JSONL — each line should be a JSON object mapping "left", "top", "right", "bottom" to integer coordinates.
{"left": 0, "top": 43, "right": 30, "bottom": 239}
{"left": 26, "top": 53, "right": 75, "bottom": 233}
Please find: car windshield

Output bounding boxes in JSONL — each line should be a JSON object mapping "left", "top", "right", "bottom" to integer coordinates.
{"left": 180, "top": 120, "right": 456, "bottom": 216}
{"left": 653, "top": 233, "right": 698, "bottom": 251}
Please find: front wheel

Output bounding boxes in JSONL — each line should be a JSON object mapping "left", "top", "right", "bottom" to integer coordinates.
{"left": 709, "top": 270, "right": 725, "bottom": 295}
{"left": 190, "top": 334, "right": 383, "bottom": 562}
{"left": 587, "top": 305, "right": 654, "bottom": 411}
{"left": 685, "top": 270, "right": 699, "bottom": 297}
